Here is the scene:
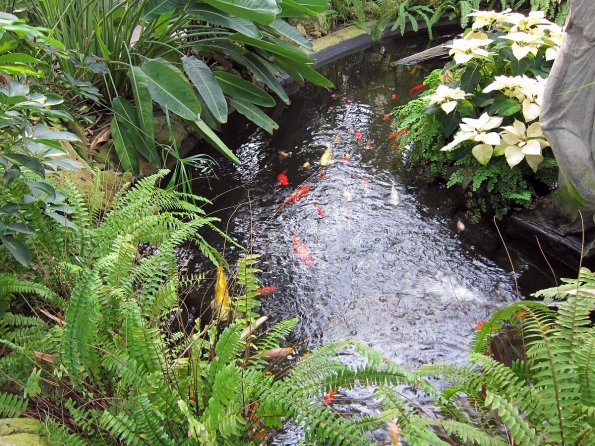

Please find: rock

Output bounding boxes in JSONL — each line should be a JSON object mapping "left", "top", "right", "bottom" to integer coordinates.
{"left": 0, "top": 419, "right": 48, "bottom": 446}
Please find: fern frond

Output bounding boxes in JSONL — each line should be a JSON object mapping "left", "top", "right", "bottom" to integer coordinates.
{"left": 0, "top": 391, "right": 27, "bottom": 417}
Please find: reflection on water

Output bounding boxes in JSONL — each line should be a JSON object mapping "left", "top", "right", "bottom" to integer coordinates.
{"left": 190, "top": 34, "right": 555, "bottom": 373}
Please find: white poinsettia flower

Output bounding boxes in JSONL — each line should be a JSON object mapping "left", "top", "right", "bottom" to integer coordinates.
{"left": 446, "top": 38, "right": 493, "bottom": 65}
{"left": 537, "top": 27, "right": 564, "bottom": 60}
{"left": 441, "top": 113, "right": 503, "bottom": 154}
{"left": 428, "top": 85, "right": 470, "bottom": 114}
{"left": 483, "top": 75, "right": 544, "bottom": 120}
{"left": 501, "top": 10, "right": 551, "bottom": 32}
{"left": 500, "top": 120, "right": 549, "bottom": 171}
{"left": 502, "top": 32, "right": 543, "bottom": 60}
{"left": 469, "top": 9, "right": 511, "bottom": 30}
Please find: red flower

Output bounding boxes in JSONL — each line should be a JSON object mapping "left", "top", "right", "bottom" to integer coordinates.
{"left": 474, "top": 321, "right": 486, "bottom": 330}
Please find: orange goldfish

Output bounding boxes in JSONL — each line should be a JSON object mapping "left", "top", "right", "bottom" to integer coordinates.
{"left": 323, "top": 388, "right": 336, "bottom": 405}
{"left": 256, "top": 285, "right": 277, "bottom": 296}
{"left": 278, "top": 185, "right": 311, "bottom": 209}
{"left": 383, "top": 113, "right": 391, "bottom": 120}
{"left": 408, "top": 84, "right": 425, "bottom": 95}
{"left": 390, "top": 92, "right": 397, "bottom": 100}
{"left": 293, "top": 230, "right": 313, "bottom": 266}
{"left": 388, "top": 128, "right": 408, "bottom": 139}
{"left": 355, "top": 130, "right": 363, "bottom": 141}
{"left": 277, "top": 170, "right": 289, "bottom": 186}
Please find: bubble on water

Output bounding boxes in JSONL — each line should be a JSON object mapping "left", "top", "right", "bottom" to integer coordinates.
{"left": 350, "top": 330, "right": 358, "bottom": 336}
{"left": 379, "top": 296, "right": 387, "bottom": 302}
{"left": 391, "top": 326, "right": 399, "bottom": 332}
{"left": 348, "top": 302, "right": 356, "bottom": 310}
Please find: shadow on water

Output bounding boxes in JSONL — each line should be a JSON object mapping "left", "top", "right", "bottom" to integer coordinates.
{"left": 185, "top": 33, "right": 575, "bottom": 441}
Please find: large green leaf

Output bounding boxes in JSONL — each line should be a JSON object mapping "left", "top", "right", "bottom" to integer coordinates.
{"left": 200, "top": 0, "right": 280, "bottom": 25}
{"left": 230, "top": 98, "right": 278, "bottom": 134}
{"left": 214, "top": 71, "right": 275, "bottom": 107}
{"left": 243, "top": 53, "right": 290, "bottom": 104}
{"left": 1, "top": 235, "right": 31, "bottom": 266}
{"left": 128, "top": 67, "right": 160, "bottom": 167}
{"left": 142, "top": 0, "right": 187, "bottom": 20}
{"left": 194, "top": 119, "right": 240, "bottom": 164}
{"left": 189, "top": 4, "right": 262, "bottom": 38}
{"left": 279, "top": 0, "right": 328, "bottom": 17}
{"left": 230, "top": 33, "right": 312, "bottom": 63}
{"left": 182, "top": 56, "right": 228, "bottom": 124}
{"left": 111, "top": 97, "right": 140, "bottom": 174}
{"left": 269, "top": 19, "right": 312, "bottom": 49}
{"left": 141, "top": 59, "right": 201, "bottom": 121}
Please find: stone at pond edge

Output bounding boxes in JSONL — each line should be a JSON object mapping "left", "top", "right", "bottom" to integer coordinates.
{"left": 505, "top": 196, "right": 595, "bottom": 270}
{"left": 0, "top": 418, "right": 48, "bottom": 446}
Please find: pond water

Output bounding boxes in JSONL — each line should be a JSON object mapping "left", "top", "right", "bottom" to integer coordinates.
{"left": 184, "top": 33, "right": 566, "bottom": 443}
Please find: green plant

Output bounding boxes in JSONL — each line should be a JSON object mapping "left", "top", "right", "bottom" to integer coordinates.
{"left": 24, "top": 0, "right": 334, "bottom": 175}
{"left": 0, "top": 12, "right": 85, "bottom": 265}
{"left": 392, "top": 9, "right": 562, "bottom": 219}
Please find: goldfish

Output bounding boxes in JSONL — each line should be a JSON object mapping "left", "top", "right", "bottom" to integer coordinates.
{"left": 343, "top": 188, "right": 353, "bottom": 202}
{"left": 256, "top": 285, "right": 277, "bottom": 296}
{"left": 408, "top": 84, "right": 425, "bottom": 95}
{"left": 456, "top": 218, "right": 465, "bottom": 232}
{"left": 365, "top": 141, "right": 372, "bottom": 149}
{"left": 355, "top": 130, "right": 363, "bottom": 141}
{"left": 390, "top": 92, "right": 397, "bottom": 100}
{"left": 359, "top": 177, "right": 369, "bottom": 190}
{"left": 474, "top": 321, "right": 486, "bottom": 330}
{"left": 330, "top": 92, "right": 337, "bottom": 99}
{"left": 388, "top": 128, "right": 408, "bottom": 139}
{"left": 278, "top": 185, "right": 311, "bottom": 209}
{"left": 333, "top": 134, "right": 340, "bottom": 142}
{"left": 293, "top": 230, "right": 313, "bottom": 266}
{"left": 383, "top": 114, "right": 391, "bottom": 120}
{"left": 389, "top": 185, "right": 400, "bottom": 206}
{"left": 320, "top": 145, "right": 332, "bottom": 166}
{"left": 323, "top": 388, "right": 336, "bottom": 405}
{"left": 212, "top": 265, "right": 230, "bottom": 321}
{"left": 303, "top": 160, "right": 311, "bottom": 169}
{"left": 345, "top": 98, "right": 353, "bottom": 103}
{"left": 342, "top": 154, "right": 350, "bottom": 161}
{"left": 277, "top": 170, "right": 289, "bottom": 186}
{"left": 278, "top": 150, "right": 290, "bottom": 159}
{"left": 314, "top": 204, "right": 325, "bottom": 217}
{"left": 318, "top": 173, "right": 326, "bottom": 180}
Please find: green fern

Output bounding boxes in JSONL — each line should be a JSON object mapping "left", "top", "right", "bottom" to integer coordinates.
{"left": 0, "top": 391, "right": 27, "bottom": 417}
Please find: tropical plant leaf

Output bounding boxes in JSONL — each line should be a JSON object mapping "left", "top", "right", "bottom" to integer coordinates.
{"left": 214, "top": 71, "right": 275, "bottom": 106}
{"left": 129, "top": 66, "right": 160, "bottom": 167}
{"left": 194, "top": 119, "right": 240, "bottom": 164}
{"left": 1, "top": 235, "right": 32, "bottom": 266}
{"left": 182, "top": 56, "right": 228, "bottom": 123}
{"left": 269, "top": 19, "right": 312, "bottom": 49}
{"left": 200, "top": 0, "right": 280, "bottom": 25}
{"left": 243, "top": 53, "right": 290, "bottom": 104}
{"left": 111, "top": 97, "right": 140, "bottom": 173}
{"left": 189, "top": 4, "right": 262, "bottom": 38}
{"left": 141, "top": 59, "right": 201, "bottom": 121}
{"left": 230, "top": 33, "right": 312, "bottom": 63}
{"left": 230, "top": 97, "right": 278, "bottom": 134}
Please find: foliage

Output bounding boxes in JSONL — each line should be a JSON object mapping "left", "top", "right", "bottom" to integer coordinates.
{"left": 0, "top": 12, "right": 84, "bottom": 265}
{"left": 22, "top": 0, "right": 333, "bottom": 175}
{"left": 325, "top": 1, "right": 569, "bottom": 40}
{"left": 392, "top": 9, "right": 562, "bottom": 219}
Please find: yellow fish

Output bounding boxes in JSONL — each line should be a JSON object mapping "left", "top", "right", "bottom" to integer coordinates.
{"left": 212, "top": 265, "right": 230, "bottom": 321}
{"left": 320, "top": 145, "right": 332, "bottom": 166}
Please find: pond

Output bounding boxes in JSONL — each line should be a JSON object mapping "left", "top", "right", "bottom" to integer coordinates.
{"left": 186, "top": 33, "right": 560, "bottom": 434}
